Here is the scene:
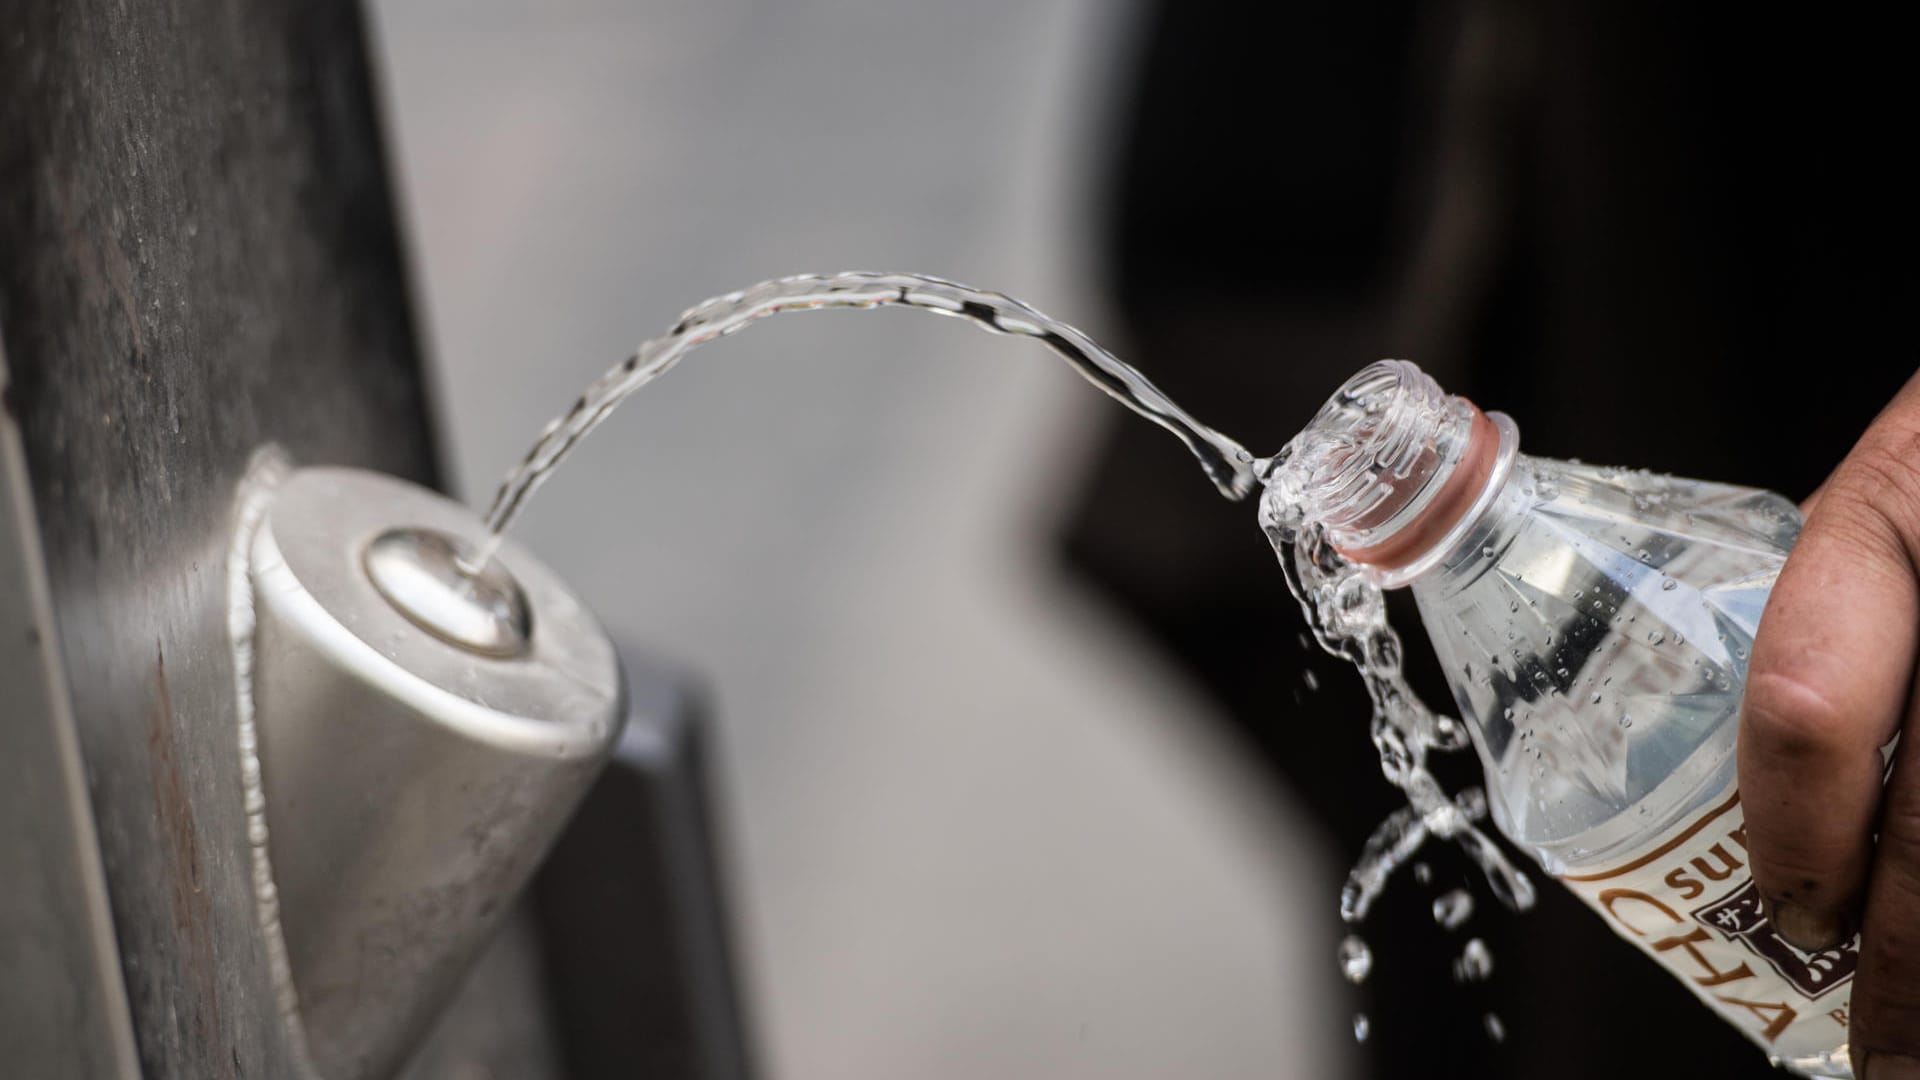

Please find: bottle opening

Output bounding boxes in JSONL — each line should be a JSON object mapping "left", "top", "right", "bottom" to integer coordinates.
{"left": 1273, "top": 360, "right": 1503, "bottom": 573}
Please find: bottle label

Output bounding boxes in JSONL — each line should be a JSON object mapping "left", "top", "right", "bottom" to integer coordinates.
{"left": 1558, "top": 786, "right": 1856, "bottom": 1070}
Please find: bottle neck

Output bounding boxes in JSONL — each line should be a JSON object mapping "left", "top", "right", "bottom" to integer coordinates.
{"left": 1339, "top": 405, "right": 1504, "bottom": 574}
{"left": 1275, "top": 361, "right": 1519, "bottom": 588}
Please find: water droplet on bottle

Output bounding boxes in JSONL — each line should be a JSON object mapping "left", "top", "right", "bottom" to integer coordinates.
{"left": 1338, "top": 935, "right": 1372, "bottom": 983}
{"left": 1661, "top": 578, "right": 1677, "bottom": 591}
{"left": 1484, "top": 1013, "right": 1506, "bottom": 1043}
{"left": 1647, "top": 630, "right": 1665, "bottom": 645}
{"left": 1618, "top": 712, "right": 1633, "bottom": 729}
{"left": 1482, "top": 545, "right": 1495, "bottom": 558}
{"left": 1433, "top": 888, "right": 1474, "bottom": 929}
{"left": 1590, "top": 692, "right": 1602, "bottom": 704}
{"left": 1453, "top": 938, "right": 1493, "bottom": 982}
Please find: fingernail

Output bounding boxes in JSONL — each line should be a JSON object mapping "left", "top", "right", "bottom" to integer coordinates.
{"left": 1762, "top": 895, "right": 1845, "bottom": 950}
{"left": 1865, "top": 1052, "right": 1920, "bottom": 1080}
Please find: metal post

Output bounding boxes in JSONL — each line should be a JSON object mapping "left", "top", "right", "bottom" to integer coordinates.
{"left": 0, "top": 5, "right": 438, "bottom": 1076}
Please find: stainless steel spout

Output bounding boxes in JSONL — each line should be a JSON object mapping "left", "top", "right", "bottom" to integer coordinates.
{"left": 245, "top": 466, "right": 626, "bottom": 1080}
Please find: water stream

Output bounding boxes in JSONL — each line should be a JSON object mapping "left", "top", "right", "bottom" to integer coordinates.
{"left": 470, "top": 270, "right": 1535, "bottom": 1045}
{"left": 464, "top": 271, "right": 1265, "bottom": 570}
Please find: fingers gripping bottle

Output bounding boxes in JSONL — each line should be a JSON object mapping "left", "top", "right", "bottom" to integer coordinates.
{"left": 1277, "top": 361, "right": 1855, "bottom": 1078}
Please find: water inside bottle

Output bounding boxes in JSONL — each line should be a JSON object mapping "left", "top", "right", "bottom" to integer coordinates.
{"left": 1397, "top": 457, "right": 1798, "bottom": 867}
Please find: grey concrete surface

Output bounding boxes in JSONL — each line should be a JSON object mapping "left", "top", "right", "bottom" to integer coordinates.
{"left": 369, "top": 2, "right": 1353, "bottom": 1077}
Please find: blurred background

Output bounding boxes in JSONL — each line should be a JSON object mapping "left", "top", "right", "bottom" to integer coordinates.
{"left": 366, "top": 1, "right": 1916, "bottom": 1078}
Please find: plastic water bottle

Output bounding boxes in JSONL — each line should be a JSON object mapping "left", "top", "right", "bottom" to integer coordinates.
{"left": 1276, "top": 360, "right": 1855, "bottom": 1077}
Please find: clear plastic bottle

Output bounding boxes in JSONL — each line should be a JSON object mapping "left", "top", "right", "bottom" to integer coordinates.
{"left": 1277, "top": 361, "right": 1855, "bottom": 1078}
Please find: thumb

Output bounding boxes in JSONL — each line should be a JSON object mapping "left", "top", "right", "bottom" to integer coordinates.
{"left": 1741, "top": 372, "right": 1920, "bottom": 948}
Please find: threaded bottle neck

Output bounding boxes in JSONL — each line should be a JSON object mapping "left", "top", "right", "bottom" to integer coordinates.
{"left": 1273, "top": 360, "right": 1504, "bottom": 575}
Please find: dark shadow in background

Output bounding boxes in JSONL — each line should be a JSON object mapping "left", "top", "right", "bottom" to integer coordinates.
{"left": 1063, "top": 2, "right": 1918, "bottom": 1076}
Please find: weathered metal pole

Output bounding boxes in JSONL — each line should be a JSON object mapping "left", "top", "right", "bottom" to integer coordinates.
{"left": 0, "top": 4, "right": 439, "bottom": 1076}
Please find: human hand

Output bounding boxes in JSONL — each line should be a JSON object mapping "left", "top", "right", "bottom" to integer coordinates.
{"left": 1742, "top": 371, "right": 1920, "bottom": 1078}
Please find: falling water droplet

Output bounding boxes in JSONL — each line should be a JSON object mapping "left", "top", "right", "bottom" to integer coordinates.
{"left": 1454, "top": 938, "right": 1493, "bottom": 982}
{"left": 1303, "top": 669, "right": 1321, "bottom": 692}
{"left": 1267, "top": 496, "right": 1540, "bottom": 1020}
{"left": 1413, "top": 862, "right": 1433, "bottom": 885}
{"left": 1353, "top": 1014, "right": 1371, "bottom": 1043}
{"left": 1338, "top": 935, "right": 1373, "bottom": 984}
{"left": 1484, "top": 1014, "right": 1506, "bottom": 1043}
{"left": 1433, "top": 888, "right": 1474, "bottom": 930}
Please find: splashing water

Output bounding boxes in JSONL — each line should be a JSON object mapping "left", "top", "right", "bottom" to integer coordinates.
{"left": 464, "top": 271, "right": 1265, "bottom": 569}
{"left": 1432, "top": 888, "right": 1475, "bottom": 930}
{"left": 1338, "top": 935, "right": 1373, "bottom": 984}
{"left": 1455, "top": 939, "right": 1494, "bottom": 983}
{"left": 1259, "top": 492, "right": 1537, "bottom": 927}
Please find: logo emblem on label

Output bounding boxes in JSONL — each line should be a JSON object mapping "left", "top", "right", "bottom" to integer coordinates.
{"left": 1691, "top": 881, "right": 1858, "bottom": 999}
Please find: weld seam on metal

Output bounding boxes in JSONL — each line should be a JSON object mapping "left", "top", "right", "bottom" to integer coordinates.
{"left": 225, "top": 446, "right": 323, "bottom": 1080}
